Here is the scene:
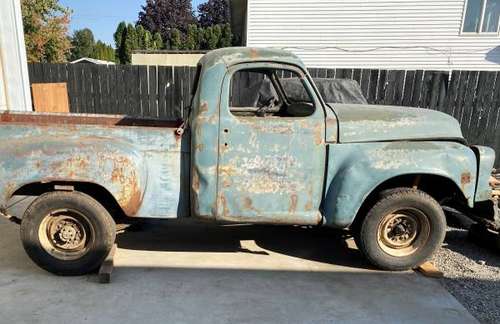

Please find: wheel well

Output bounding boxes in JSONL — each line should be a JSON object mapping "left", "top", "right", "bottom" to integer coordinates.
{"left": 12, "top": 181, "right": 126, "bottom": 220}
{"left": 351, "top": 174, "right": 467, "bottom": 229}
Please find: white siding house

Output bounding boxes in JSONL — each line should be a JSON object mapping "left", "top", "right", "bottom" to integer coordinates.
{"left": 231, "top": 0, "right": 500, "bottom": 70}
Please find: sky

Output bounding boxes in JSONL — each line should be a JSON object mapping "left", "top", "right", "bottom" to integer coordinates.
{"left": 59, "top": 0, "right": 206, "bottom": 46}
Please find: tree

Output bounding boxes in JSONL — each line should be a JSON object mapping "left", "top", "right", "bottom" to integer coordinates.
{"left": 93, "top": 41, "right": 115, "bottom": 62}
{"left": 21, "top": 0, "right": 72, "bottom": 63}
{"left": 70, "top": 28, "right": 95, "bottom": 61}
{"left": 197, "top": 0, "right": 230, "bottom": 28}
{"left": 114, "top": 23, "right": 164, "bottom": 64}
{"left": 184, "top": 24, "right": 200, "bottom": 50}
{"left": 152, "top": 32, "right": 164, "bottom": 50}
{"left": 170, "top": 29, "right": 182, "bottom": 50}
{"left": 218, "top": 23, "right": 232, "bottom": 48}
{"left": 137, "top": 0, "right": 195, "bottom": 47}
{"left": 114, "top": 21, "right": 127, "bottom": 49}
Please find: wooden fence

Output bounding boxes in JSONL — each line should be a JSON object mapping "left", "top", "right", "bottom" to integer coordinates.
{"left": 28, "top": 63, "right": 500, "bottom": 167}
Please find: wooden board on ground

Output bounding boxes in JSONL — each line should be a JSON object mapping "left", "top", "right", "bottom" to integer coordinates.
{"left": 416, "top": 261, "right": 443, "bottom": 278}
{"left": 98, "top": 244, "right": 117, "bottom": 284}
{"left": 31, "top": 83, "right": 70, "bottom": 113}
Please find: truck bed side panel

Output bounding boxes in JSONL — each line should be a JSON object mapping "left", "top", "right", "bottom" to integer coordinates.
{"left": 0, "top": 115, "right": 189, "bottom": 219}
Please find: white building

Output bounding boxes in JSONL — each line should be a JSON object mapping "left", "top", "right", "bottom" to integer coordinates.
{"left": 230, "top": 0, "right": 500, "bottom": 70}
{"left": 0, "top": 0, "right": 32, "bottom": 111}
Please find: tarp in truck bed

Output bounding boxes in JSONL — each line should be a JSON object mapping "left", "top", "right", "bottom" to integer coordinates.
{"left": 281, "top": 78, "right": 368, "bottom": 105}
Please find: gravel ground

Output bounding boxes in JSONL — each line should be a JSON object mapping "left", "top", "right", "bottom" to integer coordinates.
{"left": 431, "top": 228, "right": 500, "bottom": 324}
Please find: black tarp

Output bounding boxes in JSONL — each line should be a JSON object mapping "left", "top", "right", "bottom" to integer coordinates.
{"left": 231, "top": 73, "right": 367, "bottom": 106}
{"left": 281, "top": 78, "right": 368, "bottom": 104}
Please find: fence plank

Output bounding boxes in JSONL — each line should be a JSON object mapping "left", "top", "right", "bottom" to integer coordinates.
{"left": 444, "top": 70, "right": 460, "bottom": 116}
{"left": 360, "top": 69, "right": 370, "bottom": 99}
{"left": 368, "top": 69, "right": 379, "bottom": 104}
{"left": 148, "top": 66, "right": 158, "bottom": 118}
{"left": 402, "top": 70, "right": 415, "bottom": 107}
{"left": 138, "top": 66, "right": 149, "bottom": 116}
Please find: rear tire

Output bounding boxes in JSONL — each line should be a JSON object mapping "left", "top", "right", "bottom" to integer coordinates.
{"left": 355, "top": 188, "right": 446, "bottom": 271}
{"left": 20, "top": 191, "right": 116, "bottom": 276}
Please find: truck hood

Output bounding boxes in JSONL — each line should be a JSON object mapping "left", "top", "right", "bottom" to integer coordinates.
{"left": 330, "top": 103, "right": 465, "bottom": 143}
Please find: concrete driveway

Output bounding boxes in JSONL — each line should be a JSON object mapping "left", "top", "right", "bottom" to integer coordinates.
{"left": 0, "top": 218, "right": 477, "bottom": 324}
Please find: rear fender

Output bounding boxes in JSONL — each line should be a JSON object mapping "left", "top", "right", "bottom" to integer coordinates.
{"left": 0, "top": 136, "right": 147, "bottom": 216}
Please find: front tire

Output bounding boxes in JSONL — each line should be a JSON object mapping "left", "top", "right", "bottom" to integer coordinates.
{"left": 20, "top": 191, "right": 116, "bottom": 276}
{"left": 355, "top": 188, "right": 446, "bottom": 271}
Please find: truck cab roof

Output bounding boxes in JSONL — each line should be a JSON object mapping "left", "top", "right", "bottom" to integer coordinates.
{"left": 199, "top": 47, "right": 307, "bottom": 70}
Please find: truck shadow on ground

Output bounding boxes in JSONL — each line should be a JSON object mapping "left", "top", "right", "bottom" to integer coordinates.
{"left": 116, "top": 220, "right": 373, "bottom": 270}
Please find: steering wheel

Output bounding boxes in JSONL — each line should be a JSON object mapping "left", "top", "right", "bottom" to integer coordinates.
{"left": 256, "top": 97, "right": 277, "bottom": 117}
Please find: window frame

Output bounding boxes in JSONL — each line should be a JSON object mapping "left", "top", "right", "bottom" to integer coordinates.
{"left": 461, "top": 0, "right": 500, "bottom": 35}
{"left": 226, "top": 64, "right": 318, "bottom": 119}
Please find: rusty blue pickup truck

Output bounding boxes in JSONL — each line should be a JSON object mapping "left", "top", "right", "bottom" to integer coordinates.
{"left": 0, "top": 48, "right": 498, "bottom": 275}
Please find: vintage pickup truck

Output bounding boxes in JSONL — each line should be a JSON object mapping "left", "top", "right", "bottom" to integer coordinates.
{"left": 0, "top": 48, "right": 497, "bottom": 275}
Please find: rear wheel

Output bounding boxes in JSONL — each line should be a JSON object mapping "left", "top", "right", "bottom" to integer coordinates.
{"left": 20, "top": 191, "right": 116, "bottom": 275}
{"left": 355, "top": 188, "right": 446, "bottom": 271}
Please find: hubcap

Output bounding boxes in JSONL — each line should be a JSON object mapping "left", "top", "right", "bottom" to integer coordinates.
{"left": 377, "top": 208, "right": 430, "bottom": 257}
{"left": 39, "top": 210, "right": 94, "bottom": 260}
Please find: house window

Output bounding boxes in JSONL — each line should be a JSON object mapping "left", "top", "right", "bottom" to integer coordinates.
{"left": 463, "top": 0, "right": 500, "bottom": 33}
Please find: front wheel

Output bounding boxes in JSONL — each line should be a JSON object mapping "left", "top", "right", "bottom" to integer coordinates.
{"left": 20, "top": 191, "right": 116, "bottom": 276}
{"left": 355, "top": 188, "right": 446, "bottom": 271}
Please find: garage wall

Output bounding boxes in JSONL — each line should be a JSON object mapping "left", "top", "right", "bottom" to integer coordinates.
{"left": 245, "top": 0, "right": 500, "bottom": 70}
{"left": 0, "top": 0, "right": 32, "bottom": 111}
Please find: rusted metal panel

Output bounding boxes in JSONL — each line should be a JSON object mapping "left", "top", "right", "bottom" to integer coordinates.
{"left": 332, "top": 103, "right": 465, "bottom": 143}
{"left": 472, "top": 145, "right": 496, "bottom": 202}
{"left": 0, "top": 117, "right": 189, "bottom": 218}
{"left": 213, "top": 62, "right": 325, "bottom": 225}
{"left": 322, "top": 141, "right": 479, "bottom": 228}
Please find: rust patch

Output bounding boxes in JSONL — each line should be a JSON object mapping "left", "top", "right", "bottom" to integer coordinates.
{"left": 222, "top": 178, "right": 232, "bottom": 188}
{"left": 461, "top": 172, "right": 471, "bottom": 185}
{"left": 50, "top": 156, "right": 90, "bottom": 179}
{"left": 192, "top": 169, "right": 200, "bottom": 192}
{"left": 460, "top": 172, "right": 472, "bottom": 191}
{"left": 314, "top": 126, "right": 323, "bottom": 145}
{"left": 220, "top": 194, "right": 229, "bottom": 218}
{"left": 200, "top": 101, "right": 209, "bottom": 113}
{"left": 289, "top": 194, "right": 298, "bottom": 214}
{"left": 242, "top": 197, "right": 259, "bottom": 213}
{"left": 195, "top": 143, "right": 204, "bottom": 152}
{"left": 109, "top": 156, "right": 142, "bottom": 216}
{"left": 0, "top": 111, "right": 181, "bottom": 128}
{"left": 250, "top": 48, "right": 259, "bottom": 59}
{"left": 4, "top": 182, "right": 17, "bottom": 201}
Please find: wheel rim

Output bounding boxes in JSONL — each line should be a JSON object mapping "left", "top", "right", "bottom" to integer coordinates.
{"left": 38, "top": 209, "right": 95, "bottom": 261}
{"left": 377, "top": 208, "right": 430, "bottom": 257}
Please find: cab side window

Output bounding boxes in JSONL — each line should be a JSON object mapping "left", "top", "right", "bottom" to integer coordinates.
{"left": 229, "top": 68, "right": 315, "bottom": 118}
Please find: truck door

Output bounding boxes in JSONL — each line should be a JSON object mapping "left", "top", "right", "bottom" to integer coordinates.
{"left": 216, "top": 63, "right": 326, "bottom": 225}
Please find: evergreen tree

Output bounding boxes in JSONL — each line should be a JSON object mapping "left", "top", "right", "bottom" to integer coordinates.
{"left": 152, "top": 32, "right": 164, "bottom": 50}
{"left": 184, "top": 24, "right": 200, "bottom": 50}
{"left": 218, "top": 23, "right": 232, "bottom": 48}
{"left": 93, "top": 41, "right": 115, "bottom": 62}
{"left": 70, "top": 28, "right": 95, "bottom": 60}
{"left": 113, "top": 21, "right": 127, "bottom": 49}
{"left": 170, "top": 29, "right": 182, "bottom": 50}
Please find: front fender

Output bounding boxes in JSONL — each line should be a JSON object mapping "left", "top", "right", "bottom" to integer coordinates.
{"left": 0, "top": 136, "right": 147, "bottom": 216}
{"left": 323, "top": 141, "right": 477, "bottom": 228}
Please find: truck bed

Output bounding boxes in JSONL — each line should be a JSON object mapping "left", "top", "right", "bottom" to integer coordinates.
{"left": 0, "top": 111, "right": 190, "bottom": 219}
